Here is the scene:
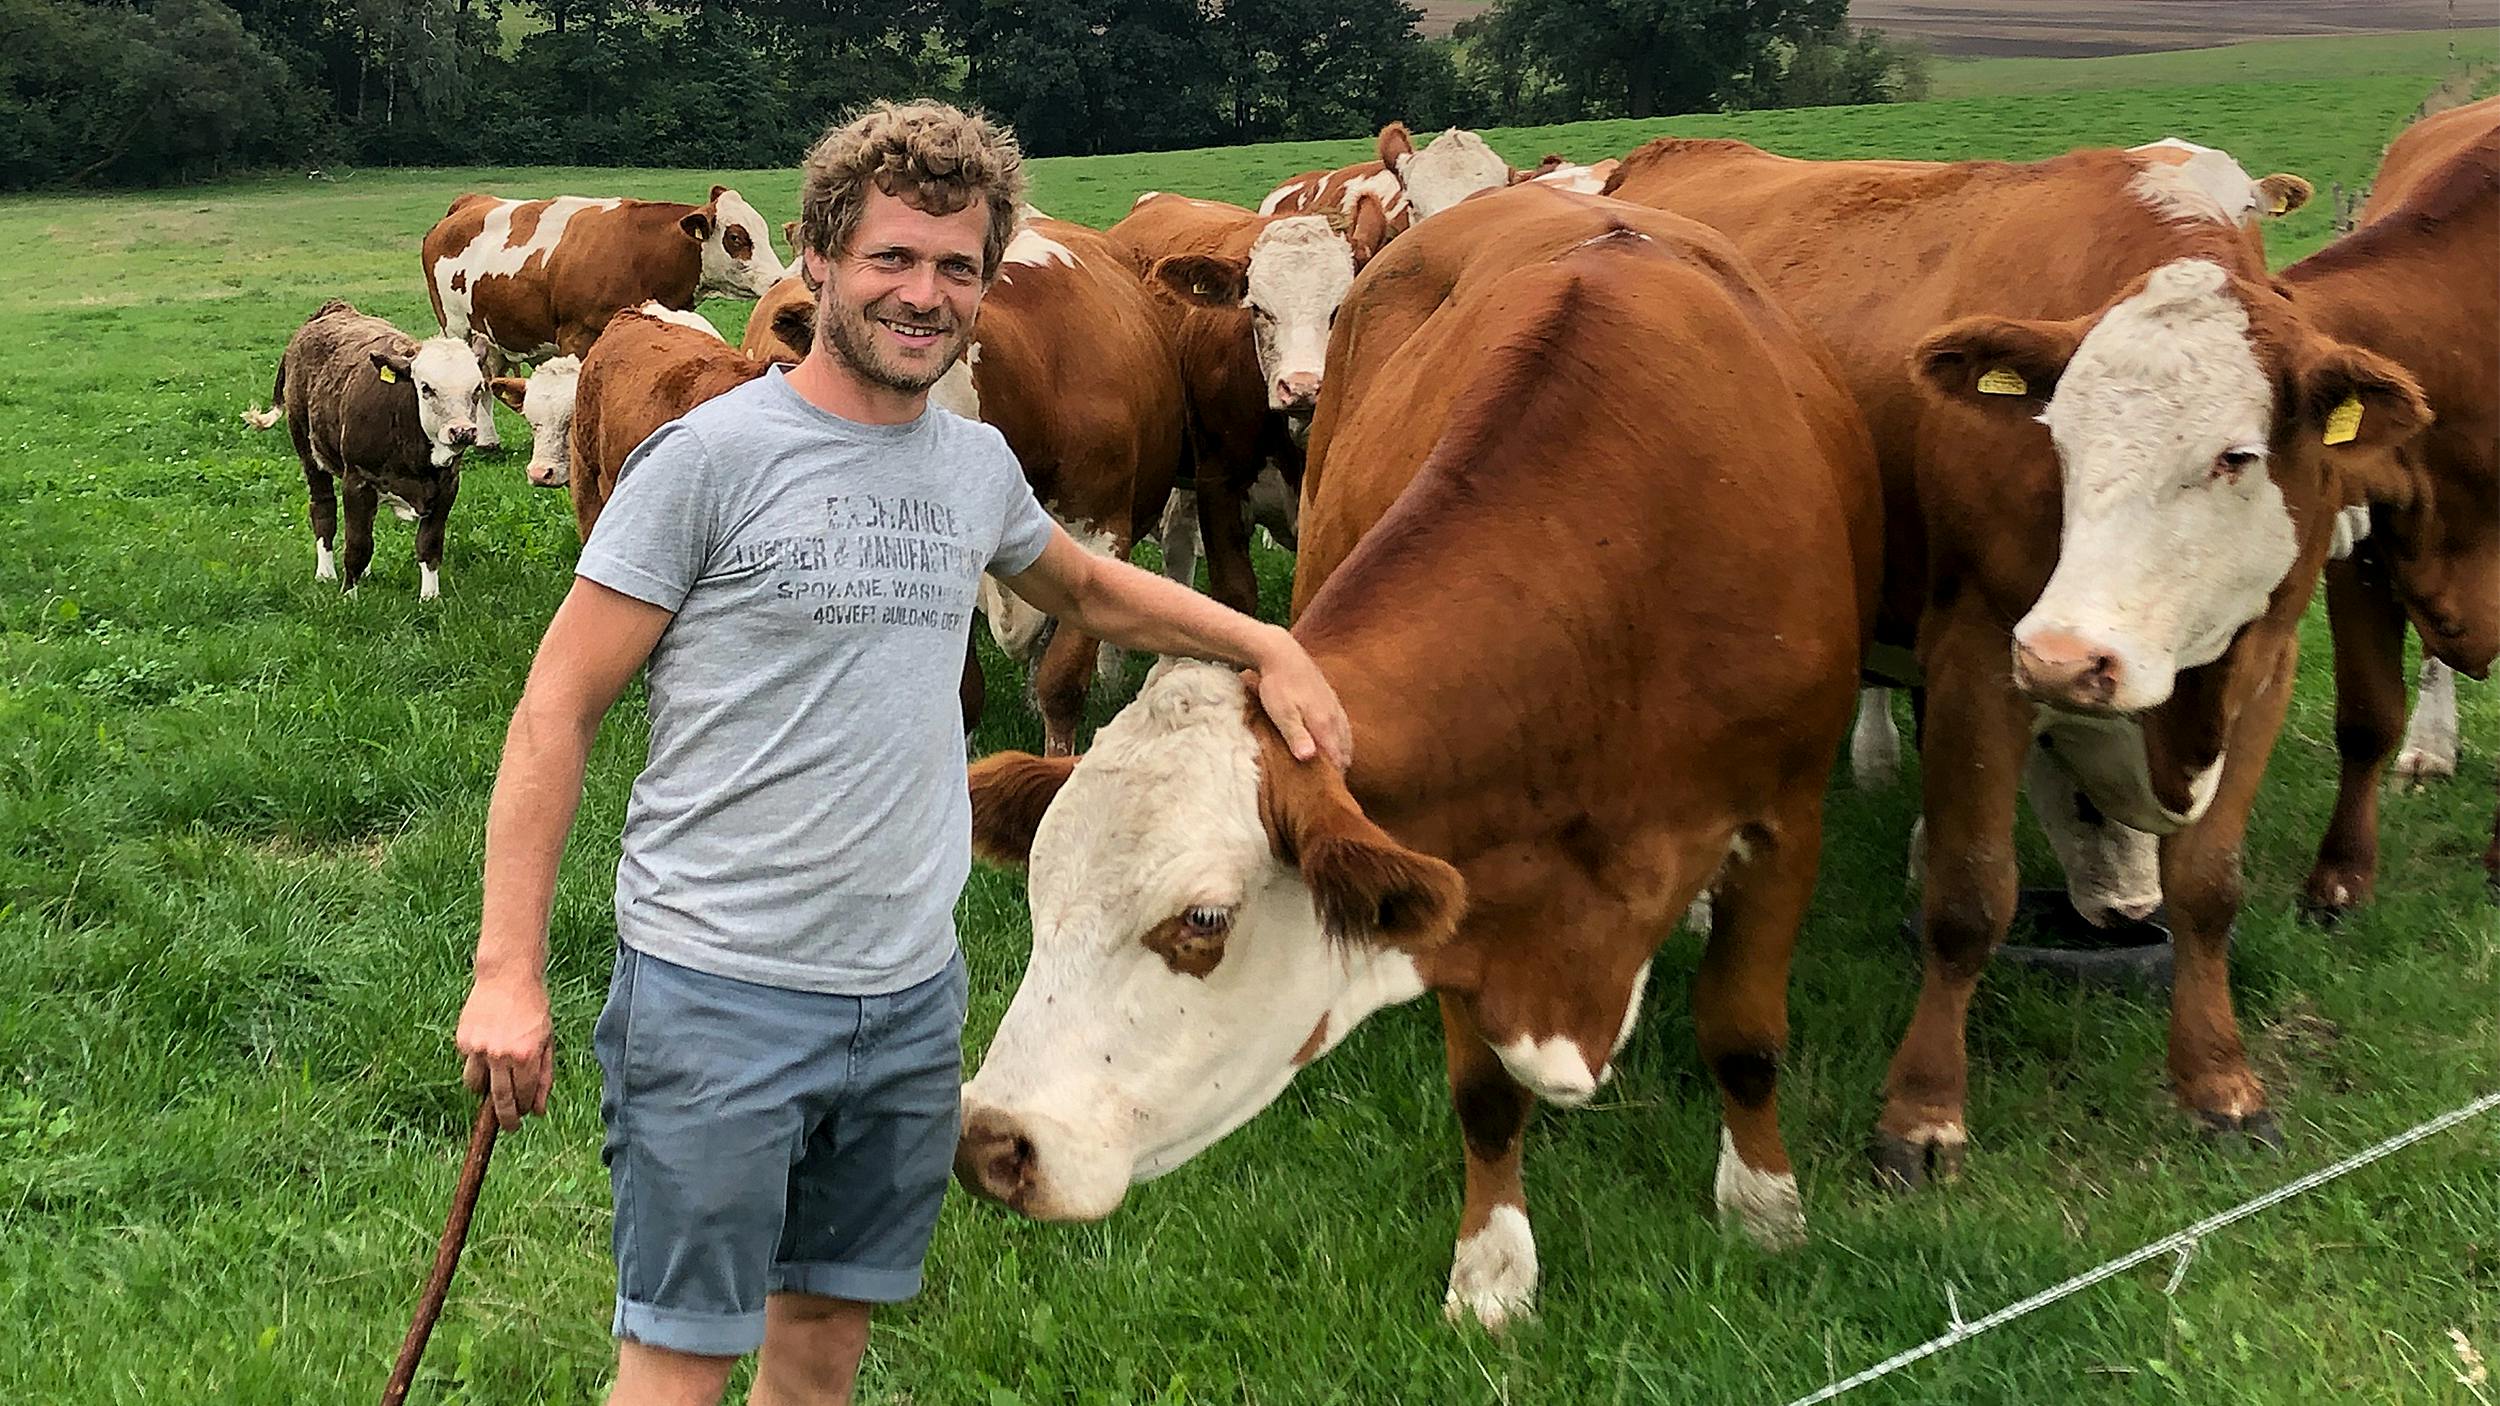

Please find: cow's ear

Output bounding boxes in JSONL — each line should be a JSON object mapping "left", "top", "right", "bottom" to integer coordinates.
{"left": 490, "top": 376, "right": 529, "bottom": 411}
{"left": 770, "top": 299, "right": 817, "bottom": 358}
{"left": 1912, "top": 316, "right": 2084, "bottom": 408}
{"left": 2257, "top": 172, "right": 2313, "bottom": 218}
{"left": 1348, "top": 192, "right": 1390, "bottom": 267}
{"left": 679, "top": 209, "right": 714, "bottom": 243}
{"left": 1377, "top": 121, "right": 1414, "bottom": 175}
{"left": 969, "top": 752, "right": 1078, "bottom": 867}
{"left": 467, "top": 332, "right": 495, "bottom": 366}
{"left": 1261, "top": 744, "right": 1464, "bottom": 953}
{"left": 710, "top": 183, "right": 731, "bottom": 203}
{"left": 2298, "top": 340, "right": 2432, "bottom": 506}
{"left": 369, "top": 349, "right": 413, "bottom": 380}
{"left": 1152, "top": 253, "right": 1249, "bottom": 307}
{"left": 780, "top": 218, "right": 803, "bottom": 256}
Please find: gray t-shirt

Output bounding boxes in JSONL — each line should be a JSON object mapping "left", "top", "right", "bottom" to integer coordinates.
{"left": 577, "top": 367, "right": 1055, "bottom": 995}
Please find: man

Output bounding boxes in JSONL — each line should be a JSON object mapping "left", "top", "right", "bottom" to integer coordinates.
{"left": 455, "top": 101, "right": 1351, "bottom": 1406}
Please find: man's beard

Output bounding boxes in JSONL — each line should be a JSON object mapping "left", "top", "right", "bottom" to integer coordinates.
{"left": 819, "top": 293, "right": 967, "bottom": 395}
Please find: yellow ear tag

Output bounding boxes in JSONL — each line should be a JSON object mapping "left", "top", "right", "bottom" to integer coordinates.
{"left": 377, "top": 366, "right": 398, "bottom": 384}
{"left": 2268, "top": 193, "right": 2290, "bottom": 216}
{"left": 2322, "top": 392, "right": 2363, "bottom": 446}
{"left": 1976, "top": 367, "right": 2028, "bottom": 396}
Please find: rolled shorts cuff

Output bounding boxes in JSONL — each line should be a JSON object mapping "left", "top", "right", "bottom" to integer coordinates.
{"left": 613, "top": 1297, "right": 767, "bottom": 1358}
{"left": 770, "top": 1259, "right": 926, "bottom": 1304}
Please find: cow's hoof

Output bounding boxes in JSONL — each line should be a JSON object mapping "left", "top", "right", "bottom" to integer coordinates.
{"left": 1716, "top": 1133, "right": 1805, "bottom": 1249}
{"left": 1870, "top": 1122, "right": 1966, "bottom": 1192}
{"left": 2298, "top": 868, "right": 2369, "bottom": 926}
{"left": 2196, "top": 1107, "right": 2285, "bottom": 1153}
{"left": 1442, "top": 1206, "right": 1536, "bottom": 1332}
{"left": 2392, "top": 747, "right": 2456, "bottom": 784}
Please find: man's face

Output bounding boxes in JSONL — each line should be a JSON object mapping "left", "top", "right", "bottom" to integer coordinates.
{"left": 805, "top": 188, "right": 988, "bottom": 395}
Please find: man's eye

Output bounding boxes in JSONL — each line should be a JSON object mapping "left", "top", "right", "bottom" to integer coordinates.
{"left": 873, "top": 251, "right": 908, "bottom": 267}
{"left": 943, "top": 260, "right": 978, "bottom": 281}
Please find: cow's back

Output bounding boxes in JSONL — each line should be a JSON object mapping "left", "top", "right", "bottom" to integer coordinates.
{"left": 2365, "top": 95, "right": 2500, "bottom": 218}
{"left": 284, "top": 301, "right": 419, "bottom": 463}
{"left": 567, "top": 312, "right": 768, "bottom": 539}
{"left": 1296, "top": 184, "right": 1879, "bottom": 800}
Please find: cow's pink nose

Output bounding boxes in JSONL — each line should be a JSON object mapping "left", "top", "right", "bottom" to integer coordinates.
{"left": 954, "top": 1107, "right": 1036, "bottom": 1211}
{"left": 2014, "top": 629, "right": 2124, "bottom": 710}
{"left": 1275, "top": 373, "right": 1320, "bottom": 408}
{"left": 526, "top": 463, "right": 567, "bottom": 488}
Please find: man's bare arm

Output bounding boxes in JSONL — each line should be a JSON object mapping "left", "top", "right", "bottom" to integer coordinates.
{"left": 998, "top": 529, "right": 1353, "bottom": 767}
{"left": 457, "top": 578, "right": 673, "bottom": 1128}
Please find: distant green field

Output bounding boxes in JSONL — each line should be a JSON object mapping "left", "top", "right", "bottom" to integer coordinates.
{"left": 1931, "top": 26, "right": 2499, "bottom": 98}
{"left": 2, "top": 39, "right": 2494, "bottom": 1406}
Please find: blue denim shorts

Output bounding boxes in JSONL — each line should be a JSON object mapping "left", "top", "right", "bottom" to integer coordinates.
{"left": 593, "top": 943, "right": 969, "bottom": 1357}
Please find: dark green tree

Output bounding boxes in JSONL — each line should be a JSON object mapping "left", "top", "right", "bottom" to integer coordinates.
{"left": 1465, "top": 0, "right": 1851, "bottom": 120}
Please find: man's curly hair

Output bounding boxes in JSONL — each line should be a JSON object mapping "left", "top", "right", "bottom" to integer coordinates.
{"left": 796, "top": 101, "right": 1027, "bottom": 282}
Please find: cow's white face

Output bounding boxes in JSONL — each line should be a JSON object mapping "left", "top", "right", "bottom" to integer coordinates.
{"left": 1244, "top": 217, "right": 1357, "bottom": 412}
{"left": 1398, "top": 128, "right": 1511, "bottom": 220}
{"left": 958, "top": 664, "right": 1453, "bottom": 1222}
{"left": 695, "top": 187, "right": 788, "bottom": 300}
{"left": 407, "top": 337, "right": 488, "bottom": 467}
{"left": 492, "top": 355, "right": 581, "bottom": 487}
{"left": 2020, "top": 260, "right": 2292, "bottom": 712}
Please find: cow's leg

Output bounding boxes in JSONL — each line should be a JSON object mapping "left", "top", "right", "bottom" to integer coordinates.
{"left": 2395, "top": 657, "right": 2459, "bottom": 781}
{"left": 413, "top": 475, "right": 457, "bottom": 602}
{"left": 2163, "top": 645, "right": 2295, "bottom": 1147}
{"left": 959, "top": 638, "right": 985, "bottom": 734}
{"left": 1850, "top": 686, "right": 1902, "bottom": 789}
{"left": 1157, "top": 487, "right": 1202, "bottom": 594}
{"left": 1198, "top": 466, "right": 1261, "bottom": 618}
{"left": 1439, "top": 994, "right": 1537, "bottom": 1331}
{"left": 1695, "top": 798, "right": 1822, "bottom": 1249}
{"left": 340, "top": 480, "right": 379, "bottom": 594}
{"left": 1874, "top": 614, "right": 2026, "bottom": 1189}
{"left": 2303, "top": 560, "right": 2409, "bottom": 918}
{"left": 302, "top": 460, "right": 339, "bottom": 583}
{"left": 1031, "top": 623, "right": 1100, "bottom": 758}
{"left": 2485, "top": 776, "right": 2498, "bottom": 897}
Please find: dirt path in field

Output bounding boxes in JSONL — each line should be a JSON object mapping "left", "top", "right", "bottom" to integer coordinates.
{"left": 1844, "top": 1, "right": 2477, "bottom": 58}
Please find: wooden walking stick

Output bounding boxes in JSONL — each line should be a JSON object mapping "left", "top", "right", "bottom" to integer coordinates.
{"left": 381, "top": 1101, "right": 502, "bottom": 1406}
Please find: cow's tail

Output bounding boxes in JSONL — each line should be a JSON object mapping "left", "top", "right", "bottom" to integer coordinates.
{"left": 241, "top": 353, "right": 285, "bottom": 430}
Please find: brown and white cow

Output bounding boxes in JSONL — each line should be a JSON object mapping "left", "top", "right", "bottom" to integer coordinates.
{"left": 762, "top": 218, "right": 1188, "bottom": 755}
{"left": 421, "top": 184, "right": 784, "bottom": 448}
{"left": 1256, "top": 125, "right": 1413, "bottom": 227}
{"left": 489, "top": 303, "right": 725, "bottom": 490}
{"left": 1108, "top": 192, "right": 1390, "bottom": 616}
{"left": 2284, "top": 97, "right": 2500, "bottom": 911}
{"left": 956, "top": 184, "right": 1882, "bottom": 1326}
{"left": 253, "top": 299, "right": 488, "bottom": 599}
{"left": 564, "top": 308, "right": 768, "bottom": 543}
{"left": 1602, "top": 135, "right": 2423, "bottom": 1180}
{"left": 1262, "top": 125, "right": 1614, "bottom": 234}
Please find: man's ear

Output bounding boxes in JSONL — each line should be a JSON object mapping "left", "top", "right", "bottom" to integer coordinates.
{"left": 969, "top": 752, "right": 1079, "bottom": 866}
{"left": 1377, "top": 121, "right": 1415, "bottom": 176}
{"left": 1911, "top": 315, "right": 2086, "bottom": 407}
{"left": 2298, "top": 339, "right": 2433, "bottom": 507}
{"left": 679, "top": 209, "right": 714, "bottom": 243}
{"left": 490, "top": 376, "right": 528, "bottom": 411}
{"left": 2258, "top": 172, "right": 2313, "bottom": 218}
{"left": 1152, "top": 253, "right": 1250, "bottom": 307}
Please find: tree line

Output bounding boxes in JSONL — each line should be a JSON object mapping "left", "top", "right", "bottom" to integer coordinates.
{"left": 0, "top": 0, "right": 1929, "bottom": 191}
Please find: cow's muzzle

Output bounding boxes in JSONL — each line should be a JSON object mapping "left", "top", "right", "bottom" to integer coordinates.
{"left": 2013, "top": 628, "right": 2125, "bottom": 713}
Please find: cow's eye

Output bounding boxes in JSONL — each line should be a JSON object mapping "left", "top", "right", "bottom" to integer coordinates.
{"left": 2212, "top": 447, "right": 2263, "bottom": 482}
{"left": 1181, "top": 905, "right": 1232, "bottom": 935}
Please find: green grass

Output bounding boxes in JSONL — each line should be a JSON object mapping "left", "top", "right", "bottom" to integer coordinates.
{"left": 3, "top": 48, "right": 2496, "bottom": 1406}
{"left": 1931, "top": 27, "right": 2500, "bottom": 99}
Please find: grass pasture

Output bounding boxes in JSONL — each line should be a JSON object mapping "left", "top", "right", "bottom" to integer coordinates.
{"left": 4, "top": 34, "right": 2498, "bottom": 1405}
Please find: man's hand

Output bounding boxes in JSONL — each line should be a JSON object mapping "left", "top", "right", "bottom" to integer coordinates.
{"left": 456, "top": 974, "right": 554, "bottom": 1130}
{"left": 1252, "top": 626, "right": 1354, "bottom": 770}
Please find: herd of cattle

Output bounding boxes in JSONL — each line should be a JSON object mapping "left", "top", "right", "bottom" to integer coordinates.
{"left": 244, "top": 106, "right": 2495, "bottom": 1324}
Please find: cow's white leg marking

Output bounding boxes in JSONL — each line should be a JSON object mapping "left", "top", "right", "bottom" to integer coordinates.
{"left": 420, "top": 563, "right": 441, "bottom": 601}
{"left": 1443, "top": 1205, "right": 1537, "bottom": 1330}
{"left": 1714, "top": 1128, "right": 1806, "bottom": 1249}
{"left": 2395, "top": 658, "right": 2459, "bottom": 782}
{"left": 1851, "top": 686, "right": 1902, "bottom": 788}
